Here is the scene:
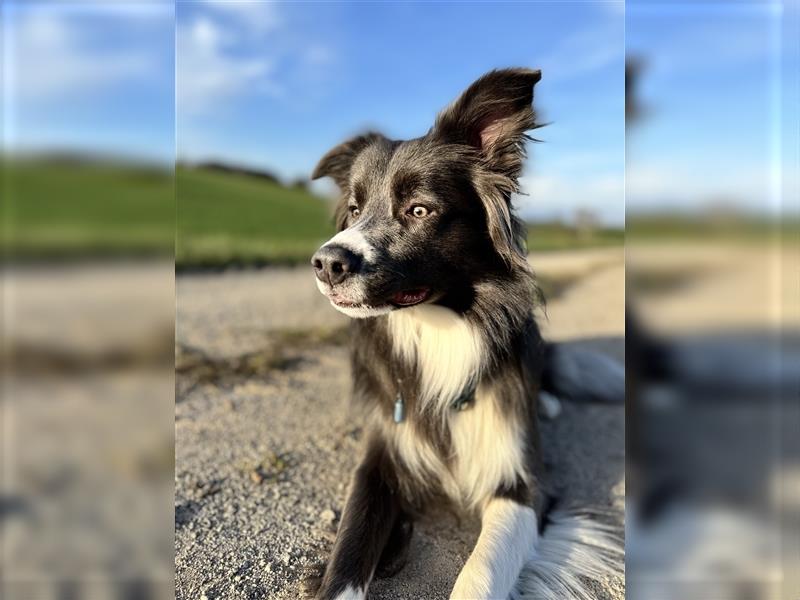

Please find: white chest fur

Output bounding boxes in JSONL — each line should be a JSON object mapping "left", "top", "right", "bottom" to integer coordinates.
{"left": 378, "top": 386, "right": 527, "bottom": 511}
{"left": 448, "top": 388, "right": 527, "bottom": 509}
{"left": 387, "top": 305, "right": 484, "bottom": 417}
{"left": 384, "top": 306, "right": 527, "bottom": 510}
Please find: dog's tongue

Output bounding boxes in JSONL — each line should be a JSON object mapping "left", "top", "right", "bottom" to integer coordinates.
{"left": 391, "top": 288, "right": 430, "bottom": 306}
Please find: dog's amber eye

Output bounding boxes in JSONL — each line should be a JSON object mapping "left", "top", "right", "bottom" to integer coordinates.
{"left": 410, "top": 205, "right": 429, "bottom": 218}
{"left": 349, "top": 206, "right": 360, "bottom": 218}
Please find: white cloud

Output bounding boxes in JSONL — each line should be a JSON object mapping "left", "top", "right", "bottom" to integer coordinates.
{"left": 304, "top": 44, "right": 334, "bottom": 67}
{"left": 176, "top": 2, "right": 337, "bottom": 117}
{"left": 626, "top": 162, "right": 776, "bottom": 214}
{"left": 4, "top": 10, "right": 159, "bottom": 101}
{"left": 517, "top": 172, "right": 624, "bottom": 225}
{"left": 205, "top": 0, "right": 281, "bottom": 33}
{"left": 177, "top": 16, "right": 277, "bottom": 116}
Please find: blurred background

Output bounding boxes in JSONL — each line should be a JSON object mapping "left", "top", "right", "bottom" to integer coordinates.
{"left": 2, "top": 1, "right": 174, "bottom": 599}
{"left": 625, "top": 1, "right": 799, "bottom": 599}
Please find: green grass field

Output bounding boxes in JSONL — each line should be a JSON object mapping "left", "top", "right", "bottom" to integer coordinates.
{"left": 176, "top": 166, "right": 334, "bottom": 268}
{"left": 526, "top": 222, "right": 623, "bottom": 252}
{"left": 4, "top": 159, "right": 625, "bottom": 267}
{"left": 176, "top": 166, "right": 626, "bottom": 267}
{"left": 175, "top": 165, "right": 626, "bottom": 267}
{"left": 3, "top": 159, "right": 174, "bottom": 258}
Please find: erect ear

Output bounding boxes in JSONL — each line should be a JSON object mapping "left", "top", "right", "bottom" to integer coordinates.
{"left": 311, "top": 132, "right": 383, "bottom": 192}
{"left": 431, "top": 68, "right": 542, "bottom": 178}
{"left": 433, "top": 69, "right": 541, "bottom": 270}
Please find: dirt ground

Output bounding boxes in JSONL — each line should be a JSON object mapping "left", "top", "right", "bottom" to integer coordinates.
{"left": 175, "top": 248, "right": 625, "bottom": 600}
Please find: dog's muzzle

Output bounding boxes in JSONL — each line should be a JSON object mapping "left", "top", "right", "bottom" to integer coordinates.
{"left": 311, "top": 244, "right": 362, "bottom": 287}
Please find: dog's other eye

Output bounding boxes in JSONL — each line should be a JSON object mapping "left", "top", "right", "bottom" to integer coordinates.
{"left": 409, "top": 205, "right": 429, "bottom": 218}
{"left": 349, "top": 206, "right": 361, "bottom": 219}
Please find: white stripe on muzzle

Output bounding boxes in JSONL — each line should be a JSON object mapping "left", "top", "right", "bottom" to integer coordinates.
{"left": 323, "top": 225, "right": 376, "bottom": 262}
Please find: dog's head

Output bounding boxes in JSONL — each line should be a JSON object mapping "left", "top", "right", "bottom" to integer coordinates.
{"left": 311, "top": 68, "right": 541, "bottom": 318}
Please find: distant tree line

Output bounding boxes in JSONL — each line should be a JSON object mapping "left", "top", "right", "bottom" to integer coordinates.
{"left": 181, "top": 161, "right": 310, "bottom": 191}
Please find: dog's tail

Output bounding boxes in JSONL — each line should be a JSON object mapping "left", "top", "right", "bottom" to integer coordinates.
{"left": 512, "top": 507, "right": 624, "bottom": 600}
{"left": 541, "top": 342, "right": 625, "bottom": 404}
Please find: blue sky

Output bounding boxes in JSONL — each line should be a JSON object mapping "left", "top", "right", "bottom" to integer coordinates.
{"left": 627, "top": 0, "right": 798, "bottom": 217}
{"left": 4, "top": 2, "right": 796, "bottom": 225}
{"left": 175, "top": 1, "right": 625, "bottom": 224}
{"left": 2, "top": 1, "right": 175, "bottom": 164}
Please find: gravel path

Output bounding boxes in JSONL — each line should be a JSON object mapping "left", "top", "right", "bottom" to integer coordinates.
{"left": 175, "top": 249, "right": 625, "bottom": 600}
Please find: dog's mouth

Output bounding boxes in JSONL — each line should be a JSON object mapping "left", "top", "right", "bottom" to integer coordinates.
{"left": 330, "top": 296, "right": 366, "bottom": 309}
{"left": 326, "top": 287, "right": 431, "bottom": 312}
{"left": 389, "top": 288, "right": 431, "bottom": 307}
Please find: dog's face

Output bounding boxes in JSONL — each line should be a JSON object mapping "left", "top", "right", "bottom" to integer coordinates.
{"left": 311, "top": 68, "right": 541, "bottom": 318}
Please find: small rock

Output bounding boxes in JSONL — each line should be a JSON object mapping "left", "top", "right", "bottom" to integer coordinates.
{"left": 250, "top": 469, "right": 264, "bottom": 485}
{"left": 320, "top": 509, "right": 336, "bottom": 524}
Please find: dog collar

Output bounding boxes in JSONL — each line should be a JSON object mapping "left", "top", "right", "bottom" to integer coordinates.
{"left": 393, "top": 383, "right": 476, "bottom": 424}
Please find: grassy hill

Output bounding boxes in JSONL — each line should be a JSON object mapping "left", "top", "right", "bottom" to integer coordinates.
{"left": 177, "top": 166, "right": 334, "bottom": 268}
{"left": 2, "top": 158, "right": 174, "bottom": 258}
{"left": 176, "top": 166, "right": 622, "bottom": 267}
{"left": 526, "top": 222, "right": 623, "bottom": 252}
{"left": 3, "top": 159, "right": 623, "bottom": 267}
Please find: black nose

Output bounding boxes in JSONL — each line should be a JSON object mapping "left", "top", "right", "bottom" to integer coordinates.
{"left": 311, "top": 244, "right": 362, "bottom": 286}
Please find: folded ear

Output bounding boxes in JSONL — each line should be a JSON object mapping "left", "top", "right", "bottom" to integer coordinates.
{"left": 431, "top": 68, "right": 541, "bottom": 178}
{"left": 311, "top": 132, "right": 383, "bottom": 192}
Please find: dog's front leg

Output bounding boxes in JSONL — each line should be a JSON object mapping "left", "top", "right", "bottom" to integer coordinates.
{"left": 315, "top": 439, "right": 402, "bottom": 600}
{"left": 450, "top": 496, "right": 538, "bottom": 600}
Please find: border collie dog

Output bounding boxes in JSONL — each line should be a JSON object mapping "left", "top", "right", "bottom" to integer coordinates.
{"left": 308, "top": 68, "right": 623, "bottom": 600}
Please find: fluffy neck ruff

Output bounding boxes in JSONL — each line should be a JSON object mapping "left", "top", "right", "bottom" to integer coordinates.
{"left": 387, "top": 305, "right": 484, "bottom": 422}
{"left": 385, "top": 271, "right": 537, "bottom": 424}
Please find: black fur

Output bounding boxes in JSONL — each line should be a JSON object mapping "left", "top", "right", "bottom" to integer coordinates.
{"left": 313, "top": 436, "right": 404, "bottom": 599}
